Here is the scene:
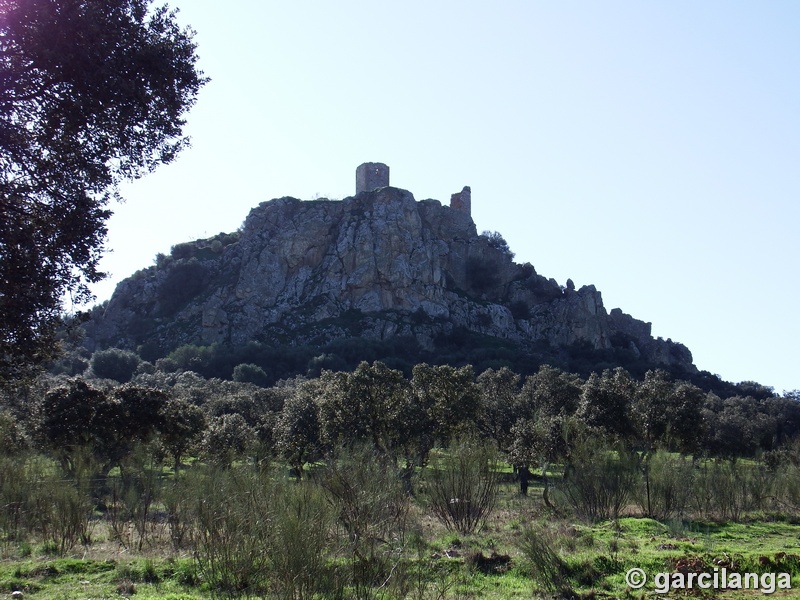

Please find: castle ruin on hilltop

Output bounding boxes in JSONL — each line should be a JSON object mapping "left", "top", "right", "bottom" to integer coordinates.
{"left": 450, "top": 186, "right": 471, "bottom": 215}
{"left": 355, "top": 162, "right": 471, "bottom": 217}
{"left": 355, "top": 162, "right": 389, "bottom": 194}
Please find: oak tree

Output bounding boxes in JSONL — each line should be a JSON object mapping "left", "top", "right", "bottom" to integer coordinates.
{"left": 0, "top": 0, "right": 206, "bottom": 382}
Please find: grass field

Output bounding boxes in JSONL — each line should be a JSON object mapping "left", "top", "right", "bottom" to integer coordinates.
{"left": 3, "top": 472, "right": 800, "bottom": 600}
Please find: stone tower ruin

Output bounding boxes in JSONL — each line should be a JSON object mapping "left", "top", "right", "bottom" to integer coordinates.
{"left": 450, "top": 186, "right": 471, "bottom": 216}
{"left": 356, "top": 162, "right": 390, "bottom": 194}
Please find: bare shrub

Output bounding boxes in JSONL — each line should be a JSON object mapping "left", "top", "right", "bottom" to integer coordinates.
{"left": 517, "top": 524, "right": 572, "bottom": 598}
{"left": 108, "top": 444, "right": 164, "bottom": 550}
{"left": 183, "top": 462, "right": 343, "bottom": 599}
{"left": 18, "top": 450, "right": 96, "bottom": 556}
{"left": 0, "top": 454, "right": 58, "bottom": 544}
{"left": 190, "top": 466, "right": 271, "bottom": 597}
{"left": 0, "top": 455, "right": 31, "bottom": 542}
{"left": 425, "top": 439, "right": 500, "bottom": 534}
{"left": 637, "top": 450, "right": 693, "bottom": 520}
{"left": 775, "top": 462, "right": 800, "bottom": 518}
{"left": 318, "top": 445, "right": 411, "bottom": 596}
{"left": 554, "top": 438, "right": 639, "bottom": 522}
{"left": 690, "top": 459, "right": 773, "bottom": 521}
{"left": 269, "top": 479, "right": 334, "bottom": 600}
{"left": 36, "top": 474, "right": 94, "bottom": 555}
{"left": 161, "top": 472, "right": 197, "bottom": 551}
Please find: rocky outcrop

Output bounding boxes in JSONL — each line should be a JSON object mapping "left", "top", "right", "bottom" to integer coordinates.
{"left": 85, "top": 186, "right": 694, "bottom": 371}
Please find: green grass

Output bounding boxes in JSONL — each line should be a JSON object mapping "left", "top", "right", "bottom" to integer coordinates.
{"left": 3, "top": 513, "right": 800, "bottom": 598}
{"left": 0, "top": 555, "right": 204, "bottom": 600}
{"left": 4, "top": 460, "right": 800, "bottom": 599}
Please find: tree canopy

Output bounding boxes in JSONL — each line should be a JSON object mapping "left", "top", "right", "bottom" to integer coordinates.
{"left": 0, "top": 0, "right": 206, "bottom": 382}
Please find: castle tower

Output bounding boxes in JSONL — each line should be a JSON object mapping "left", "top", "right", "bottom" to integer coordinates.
{"left": 450, "top": 186, "right": 471, "bottom": 216}
{"left": 356, "top": 162, "right": 390, "bottom": 194}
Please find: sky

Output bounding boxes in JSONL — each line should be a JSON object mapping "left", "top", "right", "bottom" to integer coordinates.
{"left": 92, "top": 1, "right": 800, "bottom": 394}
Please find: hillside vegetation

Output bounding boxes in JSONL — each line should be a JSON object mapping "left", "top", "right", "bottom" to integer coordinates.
{"left": 2, "top": 358, "right": 799, "bottom": 598}
{"left": 5, "top": 185, "right": 796, "bottom": 599}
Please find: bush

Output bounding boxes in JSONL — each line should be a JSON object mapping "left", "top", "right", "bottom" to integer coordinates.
{"left": 555, "top": 439, "right": 639, "bottom": 522}
{"left": 776, "top": 462, "right": 800, "bottom": 518}
{"left": 318, "top": 445, "right": 411, "bottom": 593}
{"left": 637, "top": 450, "right": 693, "bottom": 520}
{"left": 517, "top": 525, "right": 572, "bottom": 597}
{"left": 161, "top": 472, "right": 199, "bottom": 551}
{"left": 0, "top": 454, "right": 38, "bottom": 542}
{"left": 166, "top": 344, "right": 216, "bottom": 375}
{"left": 189, "top": 466, "right": 334, "bottom": 599}
{"left": 481, "top": 230, "right": 515, "bottom": 259}
{"left": 425, "top": 439, "right": 499, "bottom": 534}
{"left": 232, "top": 363, "right": 269, "bottom": 387}
{"left": 111, "top": 445, "right": 164, "bottom": 551}
{"left": 190, "top": 467, "right": 272, "bottom": 597}
{"left": 90, "top": 348, "right": 141, "bottom": 383}
{"left": 269, "top": 480, "right": 334, "bottom": 599}
{"left": 690, "top": 459, "right": 772, "bottom": 521}
{"left": 170, "top": 242, "right": 196, "bottom": 260}
{"left": 35, "top": 468, "right": 94, "bottom": 555}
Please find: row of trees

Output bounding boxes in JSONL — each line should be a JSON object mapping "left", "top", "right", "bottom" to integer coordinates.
{"left": 69, "top": 330, "right": 776, "bottom": 404}
{"left": 3, "top": 360, "right": 800, "bottom": 597}
{"left": 3, "top": 359, "right": 799, "bottom": 496}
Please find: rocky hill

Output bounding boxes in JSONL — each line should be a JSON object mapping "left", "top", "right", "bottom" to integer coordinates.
{"left": 84, "top": 170, "right": 694, "bottom": 375}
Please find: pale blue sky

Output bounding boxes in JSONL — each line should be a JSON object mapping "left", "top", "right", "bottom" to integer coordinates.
{"left": 93, "top": 1, "right": 800, "bottom": 393}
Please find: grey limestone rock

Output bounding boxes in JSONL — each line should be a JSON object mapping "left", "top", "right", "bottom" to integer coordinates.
{"left": 84, "top": 186, "right": 694, "bottom": 371}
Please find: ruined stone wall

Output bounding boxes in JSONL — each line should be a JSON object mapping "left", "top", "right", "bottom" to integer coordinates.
{"left": 356, "top": 162, "right": 390, "bottom": 193}
{"left": 450, "top": 186, "right": 471, "bottom": 216}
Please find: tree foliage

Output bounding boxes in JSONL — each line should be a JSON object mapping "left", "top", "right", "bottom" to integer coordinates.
{"left": 410, "top": 363, "right": 480, "bottom": 443}
{"left": 520, "top": 364, "right": 583, "bottom": 419}
{"left": 630, "top": 370, "right": 705, "bottom": 454}
{"left": 90, "top": 347, "right": 141, "bottom": 382}
{"left": 476, "top": 367, "right": 521, "bottom": 452}
{"left": 158, "top": 396, "right": 205, "bottom": 469}
{"left": 39, "top": 379, "right": 111, "bottom": 474}
{"left": 318, "top": 361, "right": 409, "bottom": 455}
{"left": 274, "top": 380, "right": 323, "bottom": 478}
{"left": 39, "top": 378, "right": 166, "bottom": 475}
{"left": 19, "top": 350, "right": 800, "bottom": 492}
{"left": 0, "top": 0, "right": 206, "bottom": 382}
{"left": 577, "top": 368, "right": 635, "bottom": 440}
{"left": 202, "top": 413, "right": 255, "bottom": 468}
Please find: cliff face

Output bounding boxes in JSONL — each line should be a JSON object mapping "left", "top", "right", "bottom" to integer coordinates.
{"left": 85, "top": 186, "right": 693, "bottom": 370}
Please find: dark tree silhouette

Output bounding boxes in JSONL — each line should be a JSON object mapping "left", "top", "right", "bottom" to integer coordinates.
{"left": 0, "top": 0, "right": 206, "bottom": 382}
